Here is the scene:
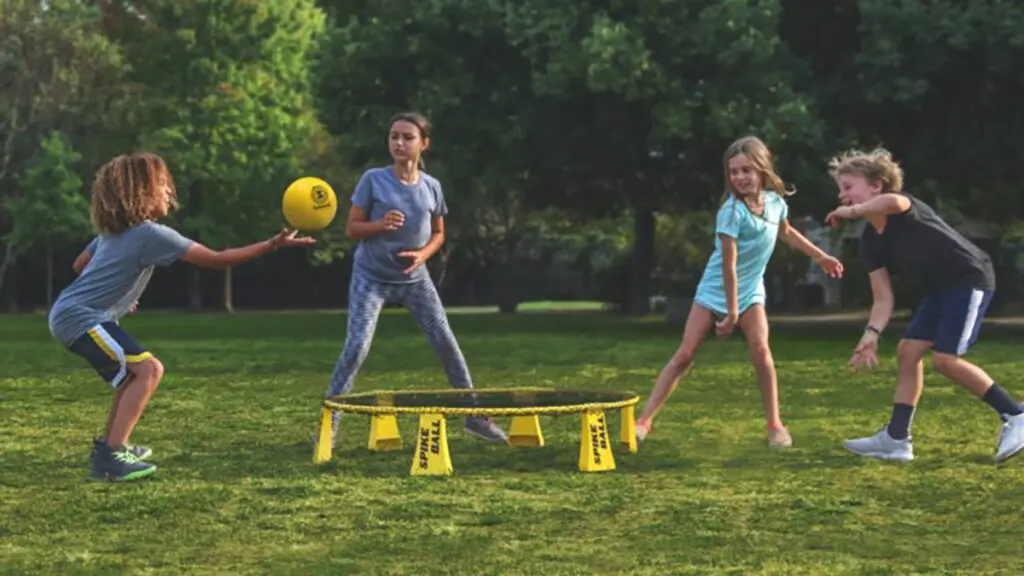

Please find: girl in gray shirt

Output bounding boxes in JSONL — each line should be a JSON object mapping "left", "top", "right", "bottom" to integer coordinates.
{"left": 319, "top": 113, "right": 507, "bottom": 445}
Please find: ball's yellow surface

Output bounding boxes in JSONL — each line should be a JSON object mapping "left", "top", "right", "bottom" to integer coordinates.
{"left": 282, "top": 177, "right": 337, "bottom": 231}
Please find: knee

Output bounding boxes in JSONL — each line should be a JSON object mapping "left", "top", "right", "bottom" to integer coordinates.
{"left": 896, "top": 340, "right": 927, "bottom": 368}
{"left": 130, "top": 356, "right": 164, "bottom": 389}
{"left": 668, "top": 349, "right": 696, "bottom": 373}
{"left": 931, "top": 353, "right": 959, "bottom": 375}
{"left": 747, "top": 340, "right": 773, "bottom": 366}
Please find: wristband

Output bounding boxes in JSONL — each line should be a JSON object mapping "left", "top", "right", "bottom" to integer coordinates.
{"left": 864, "top": 325, "right": 881, "bottom": 336}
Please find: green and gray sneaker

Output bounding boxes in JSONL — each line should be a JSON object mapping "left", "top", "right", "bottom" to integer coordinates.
{"left": 92, "top": 438, "right": 152, "bottom": 460}
{"left": 90, "top": 440, "right": 157, "bottom": 482}
{"left": 127, "top": 443, "right": 153, "bottom": 460}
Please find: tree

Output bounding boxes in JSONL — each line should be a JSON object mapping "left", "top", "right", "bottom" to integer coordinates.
{"left": 110, "top": 0, "right": 329, "bottom": 311}
{"left": 5, "top": 132, "right": 91, "bottom": 306}
{"left": 506, "top": 0, "right": 827, "bottom": 312}
{"left": 783, "top": 0, "right": 1024, "bottom": 220}
{"left": 0, "top": 0, "right": 124, "bottom": 306}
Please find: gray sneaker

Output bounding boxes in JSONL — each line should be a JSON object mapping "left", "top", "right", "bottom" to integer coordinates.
{"left": 995, "top": 413, "right": 1024, "bottom": 463}
{"left": 843, "top": 428, "right": 914, "bottom": 462}
{"left": 465, "top": 417, "right": 508, "bottom": 443}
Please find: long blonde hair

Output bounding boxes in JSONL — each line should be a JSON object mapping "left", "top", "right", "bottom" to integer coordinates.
{"left": 720, "top": 136, "right": 794, "bottom": 210}
{"left": 827, "top": 148, "right": 904, "bottom": 194}
{"left": 90, "top": 152, "right": 177, "bottom": 234}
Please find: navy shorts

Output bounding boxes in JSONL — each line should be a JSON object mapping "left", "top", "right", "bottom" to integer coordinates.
{"left": 67, "top": 322, "right": 152, "bottom": 389}
{"left": 904, "top": 288, "right": 994, "bottom": 355}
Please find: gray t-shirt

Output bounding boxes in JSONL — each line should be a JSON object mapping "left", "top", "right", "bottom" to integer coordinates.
{"left": 351, "top": 167, "right": 448, "bottom": 283}
{"left": 48, "top": 221, "right": 195, "bottom": 345}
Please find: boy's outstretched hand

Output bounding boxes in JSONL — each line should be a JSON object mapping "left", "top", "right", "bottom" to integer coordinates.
{"left": 269, "top": 228, "right": 316, "bottom": 249}
{"left": 849, "top": 334, "right": 879, "bottom": 371}
{"left": 825, "top": 205, "right": 857, "bottom": 228}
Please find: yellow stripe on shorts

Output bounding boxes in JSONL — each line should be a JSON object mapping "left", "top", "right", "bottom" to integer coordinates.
{"left": 88, "top": 327, "right": 119, "bottom": 362}
{"left": 125, "top": 352, "right": 153, "bottom": 363}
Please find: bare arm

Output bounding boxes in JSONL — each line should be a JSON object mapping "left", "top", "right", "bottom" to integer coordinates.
{"left": 720, "top": 234, "right": 739, "bottom": 319}
{"left": 179, "top": 241, "right": 276, "bottom": 270}
{"left": 865, "top": 268, "right": 895, "bottom": 335}
{"left": 346, "top": 205, "right": 397, "bottom": 240}
{"left": 852, "top": 194, "right": 911, "bottom": 219}
{"left": 849, "top": 267, "right": 895, "bottom": 368}
{"left": 398, "top": 216, "right": 446, "bottom": 275}
{"left": 419, "top": 217, "right": 445, "bottom": 259}
{"left": 779, "top": 220, "right": 829, "bottom": 262}
{"left": 178, "top": 230, "right": 313, "bottom": 270}
{"left": 72, "top": 250, "right": 91, "bottom": 275}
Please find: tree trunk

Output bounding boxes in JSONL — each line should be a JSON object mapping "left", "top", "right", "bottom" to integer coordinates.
{"left": 5, "top": 257, "right": 18, "bottom": 313}
{"left": 223, "top": 267, "right": 234, "bottom": 313}
{"left": 45, "top": 245, "right": 54, "bottom": 306}
{"left": 0, "top": 242, "right": 12, "bottom": 303}
{"left": 188, "top": 266, "right": 202, "bottom": 310}
{"left": 497, "top": 238, "right": 520, "bottom": 314}
{"left": 627, "top": 207, "right": 655, "bottom": 315}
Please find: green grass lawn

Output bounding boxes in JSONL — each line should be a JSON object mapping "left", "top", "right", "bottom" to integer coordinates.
{"left": 3, "top": 311, "right": 1024, "bottom": 575}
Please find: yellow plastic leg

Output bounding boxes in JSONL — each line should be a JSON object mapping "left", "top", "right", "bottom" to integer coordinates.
{"left": 508, "top": 414, "right": 545, "bottom": 447}
{"left": 411, "top": 413, "right": 453, "bottom": 476}
{"left": 620, "top": 405, "right": 637, "bottom": 453}
{"left": 313, "top": 407, "right": 334, "bottom": 464}
{"left": 579, "top": 410, "right": 616, "bottom": 472}
{"left": 368, "top": 414, "right": 403, "bottom": 451}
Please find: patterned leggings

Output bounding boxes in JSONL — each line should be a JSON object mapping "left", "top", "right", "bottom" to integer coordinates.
{"left": 325, "top": 274, "right": 473, "bottom": 406}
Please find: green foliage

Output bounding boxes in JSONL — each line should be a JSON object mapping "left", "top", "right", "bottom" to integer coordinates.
{"left": 799, "top": 0, "right": 1024, "bottom": 221}
{"left": 5, "top": 132, "right": 90, "bottom": 256}
{"left": 2, "top": 0, "right": 1024, "bottom": 308}
{"left": 653, "top": 210, "right": 715, "bottom": 294}
{"left": 116, "top": 0, "right": 329, "bottom": 246}
{"left": 0, "top": 0, "right": 125, "bottom": 181}
{"left": 1000, "top": 221, "right": 1024, "bottom": 274}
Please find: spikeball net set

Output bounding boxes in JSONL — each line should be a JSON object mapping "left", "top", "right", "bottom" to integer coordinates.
{"left": 313, "top": 388, "right": 641, "bottom": 476}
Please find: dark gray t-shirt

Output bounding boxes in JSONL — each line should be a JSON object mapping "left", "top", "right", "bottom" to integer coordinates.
{"left": 859, "top": 193, "right": 995, "bottom": 292}
{"left": 351, "top": 167, "right": 448, "bottom": 283}
{"left": 48, "top": 221, "right": 195, "bottom": 345}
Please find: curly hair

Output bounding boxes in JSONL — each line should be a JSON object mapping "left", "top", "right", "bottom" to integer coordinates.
{"left": 90, "top": 152, "right": 177, "bottom": 234}
{"left": 720, "top": 136, "right": 794, "bottom": 206}
{"left": 827, "top": 148, "right": 904, "bottom": 195}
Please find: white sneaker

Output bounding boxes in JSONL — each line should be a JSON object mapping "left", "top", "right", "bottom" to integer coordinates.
{"left": 843, "top": 429, "right": 914, "bottom": 462}
{"left": 995, "top": 413, "right": 1024, "bottom": 463}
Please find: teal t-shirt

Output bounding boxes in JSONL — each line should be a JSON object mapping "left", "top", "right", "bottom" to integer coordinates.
{"left": 694, "top": 191, "right": 788, "bottom": 316}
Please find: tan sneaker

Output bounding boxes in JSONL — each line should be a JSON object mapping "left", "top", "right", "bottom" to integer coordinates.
{"left": 636, "top": 420, "right": 652, "bottom": 444}
{"left": 767, "top": 426, "right": 792, "bottom": 450}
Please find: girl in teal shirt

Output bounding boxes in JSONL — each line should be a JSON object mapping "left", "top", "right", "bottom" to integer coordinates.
{"left": 637, "top": 136, "right": 844, "bottom": 449}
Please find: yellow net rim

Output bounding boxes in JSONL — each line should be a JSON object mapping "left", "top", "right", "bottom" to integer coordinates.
{"left": 322, "top": 387, "right": 640, "bottom": 416}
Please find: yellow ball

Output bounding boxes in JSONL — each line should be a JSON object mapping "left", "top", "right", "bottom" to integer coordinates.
{"left": 282, "top": 177, "right": 338, "bottom": 231}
